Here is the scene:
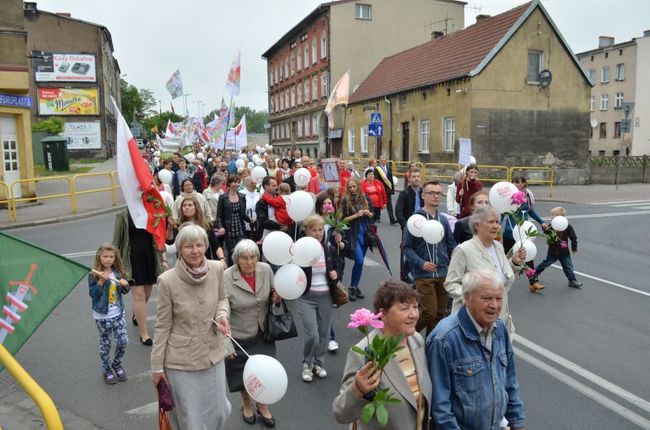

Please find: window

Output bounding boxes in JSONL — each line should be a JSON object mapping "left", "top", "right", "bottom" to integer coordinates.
{"left": 286, "top": 123, "right": 290, "bottom": 139}
{"left": 321, "top": 72, "right": 329, "bottom": 98}
{"left": 304, "top": 80, "right": 310, "bottom": 101}
{"left": 613, "top": 149, "right": 620, "bottom": 156}
{"left": 297, "top": 83, "right": 303, "bottom": 105}
{"left": 589, "top": 96, "right": 595, "bottom": 112}
{"left": 290, "top": 54, "right": 295, "bottom": 75}
{"left": 616, "top": 63, "right": 625, "bottom": 81}
{"left": 442, "top": 117, "right": 455, "bottom": 152}
{"left": 297, "top": 118, "right": 303, "bottom": 137}
{"left": 601, "top": 66, "right": 609, "bottom": 83}
{"left": 304, "top": 45, "right": 309, "bottom": 69}
{"left": 615, "top": 92, "right": 624, "bottom": 109}
{"left": 297, "top": 49, "right": 303, "bottom": 71}
{"left": 588, "top": 68, "right": 595, "bottom": 84}
{"left": 312, "top": 115, "right": 318, "bottom": 137}
{"left": 360, "top": 126, "right": 368, "bottom": 153}
{"left": 598, "top": 150, "right": 606, "bottom": 156}
{"left": 614, "top": 121, "right": 621, "bottom": 138}
{"left": 527, "top": 51, "right": 542, "bottom": 83}
{"left": 320, "top": 32, "right": 327, "bottom": 59}
{"left": 279, "top": 93, "right": 284, "bottom": 111}
{"left": 600, "top": 94, "right": 608, "bottom": 110}
{"left": 419, "top": 120, "right": 430, "bottom": 152}
{"left": 305, "top": 116, "right": 311, "bottom": 136}
{"left": 270, "top": 96, "right": 275, "bottom": 113}
{"left": 312, "top": 76, "right": 318, "bottom": 100}
{"left": 290, "top": 86, "right": 296, "bottom": 108}
{"left": 284, "top": 59, "right": 289, "bottom": 79}
{"left": 348, "top": 128, "right": 355, "bottom": 152}
{"left": 311, "top": 39, "right": 318, "bottom": 64}
{"left": 285, "top": 90, "right": 290, "bottom": 110}
{"left": 599, "top": 122, "right": 607, "bottom": 138}
{"left": 274, "top": 65, "right": 278, "bottom": 84}
{"left": 355, "top": 4, "right": 372, "bottom": 19}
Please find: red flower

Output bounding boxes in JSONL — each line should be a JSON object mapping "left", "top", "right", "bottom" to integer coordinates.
{"left": 511, "top": 191, "right": 527, "bottom": 206}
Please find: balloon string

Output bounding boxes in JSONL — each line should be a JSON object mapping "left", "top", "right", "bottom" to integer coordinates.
{"left": 212, "top": 319, "right": 250, "bottom": 358}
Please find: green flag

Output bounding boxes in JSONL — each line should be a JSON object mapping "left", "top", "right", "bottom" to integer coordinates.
{"left": 0, "top": 232, "right": 89, "bottom": 370}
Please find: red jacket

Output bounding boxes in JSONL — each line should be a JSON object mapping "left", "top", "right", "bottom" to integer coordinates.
{"left": 456, "top": 178, "right": 483, "bottom": 218}
{"left": 361, "top": 179, "right": 387, "bottom": 209}
{"left": 261, "top": 193, "right": 292, "bottom": 225}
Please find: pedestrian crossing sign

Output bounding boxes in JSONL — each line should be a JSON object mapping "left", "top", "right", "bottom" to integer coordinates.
{"left": 370, "top": 112, "right": 382, "bottom": 124}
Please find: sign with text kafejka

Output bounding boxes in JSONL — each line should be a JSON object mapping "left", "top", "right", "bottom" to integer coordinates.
{"left": 34, "top": 52, "right": 97, "bottom": 82}
{"left": 37, "top": 88, "right": 99, "bottom": 115}
{"left": 63, "top": 121, "right": 102, "bottom": 149}
{"left": 0, "top": 93, "right": 31, "bottom": 108}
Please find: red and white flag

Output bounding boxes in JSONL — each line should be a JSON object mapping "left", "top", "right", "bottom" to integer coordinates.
{"left": 111, "top": 97, "right": 167, "bottom": 250}
{"left": 164, "top": 119, "right": 176, "bottom": 138}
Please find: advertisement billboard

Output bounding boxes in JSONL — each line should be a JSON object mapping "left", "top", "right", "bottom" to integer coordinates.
{"left": 37, "top": 88, "right": 99, "bottom": 116}
{"left": 33, "top": 52, "right": 97, "bottom": 82}
{"left": 63, "top": 121, "right": 102, "bottom": 150}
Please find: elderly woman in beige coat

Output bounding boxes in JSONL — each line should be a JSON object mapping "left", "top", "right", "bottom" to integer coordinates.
{"left": 444, "top": 206, "right": 526, "bottom": 332}
{"left": 150, "top": 223, "right": 233, "bottom": 430}
{"left": 223, "top": 239, "right": 280, "bottom": 428}
{"left": 333, "top": 280, "right": 432, "bottom": 430}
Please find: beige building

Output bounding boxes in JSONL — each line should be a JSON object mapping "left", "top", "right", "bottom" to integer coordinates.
{"left": 262, "top": 0, "right": 465, "bottom": 158}
{"left": 577, "top": 31, "right": 650, "bottom": 156}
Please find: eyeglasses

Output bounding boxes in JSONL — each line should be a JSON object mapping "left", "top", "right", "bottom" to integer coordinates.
{"left": 423, "top": 191, "right": 442, "bottom": 196}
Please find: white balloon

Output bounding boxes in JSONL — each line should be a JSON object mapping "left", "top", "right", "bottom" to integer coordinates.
{"left": 236, "top": 159, "right": 245, "bottom": 169}
{"left": 293, "top": 168, "right": 312, "bottom": 187}
{"left": 165, "top": 243, "right": 176, "bottom": 254}
{"left": 285, "top": 190, "right": 315, "bottom": 222}
{"left": 489, "top": 182, "right": 519, "bottom": 214}
{"left": 513, "top": 220, "right": 538, "bottom": 242}
{"left": 243, "top": 355, "right": 288, "bottom": 405}
{"left": 269, "top": 145, "right": 273, "bottom": 150}
{"left": 158, "top": 169, "right": 173, "bottom": 185}
{"left": 239, "top": 153, "right": 248, "bottom": 161}
{"left": 255, "top": 146, "right": 262, "bottom": 152}
{"left": 392, "top": 176, "right": 398, "bottom": 187}
{"left": 153, "top": 156, "right": 160, "bottom": 164}
{"left": 551, "top": 216, "right": 569, "bottom": 232}
{"left": 153, "top": 150, "right": 161, "bottom": 157}
{"left": 422, "top": 219, "right": 445, "bottom": 245}
{"left": 274, "top": 264, "right": 307, "bottom": 300}
{"left": 407, "top": 214, "right": 427, "bottom": 238}
{"left": 158, "top": 190, "right": 174, "bottom": 208}
{"left": 512, "top": 240, "right": 537, "bottom": 262}
{"left": 265, "top": 144, "right": 271, "bottom": 149}
{"left": 292, "top": 236, "right": 323, "bottom": 266}
{"left": 247, "top": 162, "right": 255, "bottom": 169}
{"left": 184, "top": 153, "right": 195, "bottom": 163}
{"left": 251, "top": 166, "right": 267, "bottom": 184}
{"left": 259, "top": 148, "right": 266, "bottom": 154}
{"left": 469, "top": 156, "right": 477, "bottom": 165}
{"left": 254, "top": 158, "right": 263, "bottom": 166}
{"left": 262, "top": 231, "right": 294, "bottom": 265}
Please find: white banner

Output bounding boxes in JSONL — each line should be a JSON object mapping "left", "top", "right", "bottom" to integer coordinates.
{"left": 35, "top": 53, "right": 96, "bottom": 82}
{"left": 63, "top": 121, "right": 101, "bottom": 149}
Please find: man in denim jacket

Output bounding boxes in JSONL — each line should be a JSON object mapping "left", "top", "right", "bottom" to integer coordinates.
{"left": 426, "top": 270, "right": 527, "bottom": 430}
{"left": 403, "top": 180, "right": 457, "bottom": 333}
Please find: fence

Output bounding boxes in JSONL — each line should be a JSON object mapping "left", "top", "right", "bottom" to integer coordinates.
{"left": 422, "top": 163, "right": 462, "bottom": 182}
{"left": 0, "top": 181, "right": 15, "bottom": 222}
{"left": 589, "top": 155, "right": 649, "bottom": 184}
{"left": 508, "top": 167, "right": 554, "bottom": 198}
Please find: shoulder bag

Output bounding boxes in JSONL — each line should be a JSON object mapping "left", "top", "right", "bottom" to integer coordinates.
{"left": 263, "top": 300, "right": 298, "bottom": 341}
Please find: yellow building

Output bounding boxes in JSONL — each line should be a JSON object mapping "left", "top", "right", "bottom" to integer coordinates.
{"left": 0, "top": 0, "right": 35, "bottom": 199}
{"left": 344, "top": 0, "right": 592, "bottom": 184}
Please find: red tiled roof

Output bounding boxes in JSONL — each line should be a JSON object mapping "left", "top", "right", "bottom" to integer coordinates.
{"left": 349, "top": 1, "right": 533, "bottom": 103}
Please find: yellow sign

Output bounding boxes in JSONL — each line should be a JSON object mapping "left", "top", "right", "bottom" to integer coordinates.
{"left": 37, "top": 88, "right": 99, "bottom": 115}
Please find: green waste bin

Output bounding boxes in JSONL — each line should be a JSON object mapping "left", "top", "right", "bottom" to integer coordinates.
{"left": 41, "top": 135, "right": 70, "bottom": 171}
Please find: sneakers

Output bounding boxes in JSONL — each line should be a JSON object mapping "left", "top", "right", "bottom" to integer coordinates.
{"left": 312, "top": 364, "right": 328, "bottom": 379}
{"left": 529, "top": 282, "right": 545, "bottom": 293}
{"left": 113, "top": 365, "right": 128, "bottom": 382}
{"left": 568, "top": 280, "right": 583, "bottom": 289}
{"left": 348, "top": 288, "right": 356, "bottom": 301}
{"left": 301, "top": 363, "right": 313, "bottom": 382}
{"left": 328, "top": 340, "right": 339, "bottom": 352}
{"left": 103, "top": 371, "right": 117, "bottom": 385}
{"left": 354, "top": 289, "right": 365, "bottom": 299}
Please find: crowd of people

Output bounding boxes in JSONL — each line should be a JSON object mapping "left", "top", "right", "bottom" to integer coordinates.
{"left": 88, "top": 144, "right": 582, "bottom": 429}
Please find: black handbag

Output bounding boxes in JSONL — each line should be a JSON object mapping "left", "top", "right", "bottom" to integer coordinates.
{"left": 263, "top": 301, "right": 298, "bottom": 341}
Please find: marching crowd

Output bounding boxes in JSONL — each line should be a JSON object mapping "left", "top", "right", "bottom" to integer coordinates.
{"left": 88, "top": 143, "right": 582, "bottom": 429}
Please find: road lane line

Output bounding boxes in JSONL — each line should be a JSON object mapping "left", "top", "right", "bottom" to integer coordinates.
{"left": 592, "top": 200, "right": 650, "bottom": 205}
{"left": 62, "top": 251, "right": 96, "bottom": 258}
{"left": 514, "top": 348, "right": 650, "bottom": 429}
{"left": 515, "top": 335, "right": 650, "bottom": 413}
{"left": 611, "top": 202, "right": 650, "bottom": 207}
{"left": 125, "top": 401, "right": 158, "bottom": 416}
{"left": 541, "top": 211, "right": 650, "bottom": 221}
{"left": 550, "top": 265, "right": 650, "bottom": 297}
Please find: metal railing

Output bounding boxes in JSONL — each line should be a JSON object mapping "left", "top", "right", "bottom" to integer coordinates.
{"left": 509, "top": 167, "right": 554, "bottom": 198}
{"left": 71, "top": 171, "right": 119, "bottom": 207}
{"left": 422, "top": 162, "right": 462, "bottom": 182}
{"left": 8, "top": 176, "right": 76, "bottom": 215}
{"left": 475, "top": 165, "right": 510, "bottom": 185}
{"left": 392, "top": 161, "right": 423, "bottom": 178}
{"left": 0, "top": 181, "right": 15, "bottom": 222}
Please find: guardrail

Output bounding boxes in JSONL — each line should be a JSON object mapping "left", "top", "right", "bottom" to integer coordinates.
{"left": 509, "top": 166, "right": 554, "bottom": 198}
{"left": 8, "top": 176, "right": 76, "bottom": 216}
{"left": 0, "top": 181, "right": 15, "bottom": 222}
{"left": 422, "top": 162, "right": 462, "bottom": 182}
{"left": 475, "top": 165, "right": 510, "bottom": 185}
{"left": 392, "top": 161, "right": 423, "bottom": 178}
{"left": 71, "top": 171, "right": 119, "bottom": 207}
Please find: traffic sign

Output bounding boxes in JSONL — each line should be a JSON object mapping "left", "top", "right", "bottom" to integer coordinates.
{"left": 370, "top": 112, "right": 382, "bottom": 124}
{"left": 368, "top": 123, "right": 384, "bottom": 137}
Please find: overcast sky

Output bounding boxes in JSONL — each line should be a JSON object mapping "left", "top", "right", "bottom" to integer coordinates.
{"left": 36, "top": 0, "right": 649, "bottom": 116}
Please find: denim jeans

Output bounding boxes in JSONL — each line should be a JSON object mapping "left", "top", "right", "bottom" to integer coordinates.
{"left": 350, "top": 224, "right": 368, "bottom": 288}
{"left": 535, "top": 254, "right": 577, "bottom": 282}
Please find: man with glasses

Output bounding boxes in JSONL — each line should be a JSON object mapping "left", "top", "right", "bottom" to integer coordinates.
{"left": 403, "top": 181, "right": 457, "bottom": 333}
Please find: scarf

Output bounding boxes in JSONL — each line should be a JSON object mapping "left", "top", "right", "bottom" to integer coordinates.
{"left": 180, "top": 257, "right": 209, "bottom": 280}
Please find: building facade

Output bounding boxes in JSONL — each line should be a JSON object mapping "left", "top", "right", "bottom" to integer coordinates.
{"left": 262, "top": 0, "right": 465, "bottom": 159}
{"left": 577, "top": 31, "right": 650, "bottom": 156}
{"left": 24, "top": 2, "right": 121, "bottom": 158}
{"left": 344, "top": 1, "right": 592, "bottom": 184}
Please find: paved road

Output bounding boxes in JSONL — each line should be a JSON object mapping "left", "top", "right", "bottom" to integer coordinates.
{"left": 3, "top": 198, "right": 650, "bottom": 429}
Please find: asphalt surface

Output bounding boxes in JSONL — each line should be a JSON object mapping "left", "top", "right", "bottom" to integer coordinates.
{"left": 3, "top": 197, "right": 650, "bottom": 429}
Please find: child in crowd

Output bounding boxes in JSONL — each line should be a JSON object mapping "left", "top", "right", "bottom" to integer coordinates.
{"left": 535, "top": 207, "right": 582, "bottom": 288}
{"left": 279, "top": 182, "right": 291, "bottom": 196}
{"left": 260, "top": 182, "right": 293, "bottom": 226}
{"left": 88, "top": 243, "right": 130, "bottom": 385}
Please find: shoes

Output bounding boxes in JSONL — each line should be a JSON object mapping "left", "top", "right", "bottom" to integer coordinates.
{"left": 328, "top": 340, "right": 339, "bottom": 352}
{"left": 256, "top": 405, "right": 276, "bottom": 428}
{"left": 529, "top": 282, "right": 545, "bottom": 293}
{"left": 132, "top": 313, "right": 138, "bottom": 327}
{"left": 301, "top": 363, "right": 313, "bottom": 382}
{"left": 313, "top": 364, "right": 327, "bottom": 379}
{"left": 103, "top": 371, "right": 117, "bottom": 385}
{"left": 241, "top": 406, "right": 256, "bottom": 425}
{"left": 140, "top": 337, "right": 153, "bottom": 346}
{"left": 390, "top": 221, "right": 398, "bottom": 226}
{"left": 348, "top": 288, "right": 356, "bottom": 301}
{"left": 112, "top": 365, "right": 128, "bottom": 382}
{"left": 568, "top": 280, "right": 583, "bottom": 289}
{"left": 354, "top": 289, "right": 365, "bottom": 299}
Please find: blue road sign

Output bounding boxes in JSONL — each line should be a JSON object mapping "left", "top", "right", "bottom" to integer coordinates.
{"left": 370, "top": 112, "right": 382, "bottom": 124}
{"left": 368, "top": 123, "right": 384, "bottom": 137}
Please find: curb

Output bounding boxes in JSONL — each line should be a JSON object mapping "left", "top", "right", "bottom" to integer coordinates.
{"left": 0, "top": 205, "right": 126, "bottom": 231}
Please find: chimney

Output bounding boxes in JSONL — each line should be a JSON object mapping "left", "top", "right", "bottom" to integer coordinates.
{"left": 599, "top": 36, "right": 615, "bottom": 48}
{"left": 644, "top": 30, "right": 650, "bottom": 38}
{"left": 23, "top": 2, "right": 38, "bottom": 12}
{"left": 56, "top": 12, "right": 71, "bottom": 17}
{"left": 431, "top": 31, "right": 444, "bottom": 40}
{"left": 476, "top": 14, "right": 491, "bottom": 23}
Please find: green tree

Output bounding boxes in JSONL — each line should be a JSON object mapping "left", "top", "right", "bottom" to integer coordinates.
{"left": 119, "top": 79, "right": 157, "bottom": 127}
{"left": 142, "top": 111, "right": 185, "bottom": 138}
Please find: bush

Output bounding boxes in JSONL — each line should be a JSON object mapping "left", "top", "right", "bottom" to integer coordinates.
{"left": 32, "top": 117, "right": 65, "bottom": 135}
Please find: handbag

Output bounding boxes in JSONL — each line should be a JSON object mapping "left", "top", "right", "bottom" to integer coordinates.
{"left": 156, "top": 379, "right": 175, "bottom": 411}
{"left": 330, "top": 281, "right": 349, "bottom": 307}
{"left": 263, "top": 301, "right": 298, "bottom": 341}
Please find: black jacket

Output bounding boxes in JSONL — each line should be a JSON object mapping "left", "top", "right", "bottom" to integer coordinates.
{"left": 375, "top": 165, "right": 394, "bottom": 195}
{"left": 283, "top": 175, "right": 297, "bottom": 193}
{"left": 254, "top": 198, "right": 297, "bottom": 242}
{"left": 301, "top": 233, "right": 338, "bottom": 295}
{"left": 216, "top": 192, "right": 251, "bottom": 234}
{"left": 453, "top": 217, "right": 473, "bottom": 245}
{"left": 395, "top": 186, "right": 423, "bottom": 229}
{"left": 546, "top": 225, "right": 578, "bottom": 258}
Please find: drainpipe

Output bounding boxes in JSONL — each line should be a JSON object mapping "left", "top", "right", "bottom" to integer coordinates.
{"left": 385, "top": 96, "right": 392, "bottom": 159}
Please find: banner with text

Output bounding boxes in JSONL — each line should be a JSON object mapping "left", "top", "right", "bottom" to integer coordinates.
{"left": 37, "top": 88, "right": 99, "bottom": 115}
{"left": 34, "top": 52, "right": 97, "bottom": 82}
{"left": 63, "top": 121, "right": 102, "bottom": 149}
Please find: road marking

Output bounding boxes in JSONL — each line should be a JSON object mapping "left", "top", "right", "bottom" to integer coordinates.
{"left": 592, "top": 200, "right": 650, "bottom": 205}
{"left": 515, "top": 335, "right": 650, "bottom": 413}
{"left": 551, "top": 265, "right": 650, "bottom": 297}
{"left": 125, "top": 401, "right": 158, "bottom": 416}
{"left": 62, "top": 251, "right": 96, "bottom": 258}
{"left": 542, "top": 210, "right": 650, "bottom": 221}
{"left": 611, "top": 202, "right": 650, "bottom": 207}
{"left": 514, "top": 348, "right": 650, "bottom": 429}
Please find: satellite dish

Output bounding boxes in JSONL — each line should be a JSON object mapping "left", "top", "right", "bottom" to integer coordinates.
{"left": 590, "top": 119, "right": 598, "bottom": 128}
{"left": 539, "top": 69, "right": 552, "bottom": 88}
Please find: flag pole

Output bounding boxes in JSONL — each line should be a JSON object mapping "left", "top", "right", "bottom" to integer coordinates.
{"left": 227, "top": 96, "right": 234, "bottom": 152}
